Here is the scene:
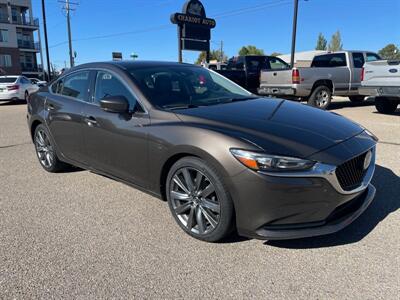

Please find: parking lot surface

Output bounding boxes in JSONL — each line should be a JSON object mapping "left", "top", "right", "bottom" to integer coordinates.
{"left": 1, "top": 98, "right": 399, "bottom": 299}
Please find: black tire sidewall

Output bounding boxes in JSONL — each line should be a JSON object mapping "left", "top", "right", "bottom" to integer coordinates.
{"left": 308, "top": 86, "right": 332, "bottom": 110}
{"left": 24, "top": 91, "right": 29, "bottom": 102}
{"left": 166, "top": 157, "right": 234, "bottom": 242}
{"left": 375, "top": 97, "right": 398, "bottom": 114}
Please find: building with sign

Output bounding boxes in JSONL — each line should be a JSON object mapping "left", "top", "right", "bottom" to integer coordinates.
{"left": 0, "top": 0, "right": 41, "bottom": 77}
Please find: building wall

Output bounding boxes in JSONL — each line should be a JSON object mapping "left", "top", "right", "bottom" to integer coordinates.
{"left": 0, "top": 23, "right": 18, "bottom": 48}
{"left": 0, "top": 47, "right": 21, "bottom": 74}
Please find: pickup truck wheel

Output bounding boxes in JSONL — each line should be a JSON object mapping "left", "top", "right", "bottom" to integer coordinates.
{"left": 349, "top": 96, "right": 365, "bottom": 102}
{"left": 308, "top": 86, "right": 332, "bottom": 110}
{"left": 375, "top": 97, "right": 399, "bottom": 114}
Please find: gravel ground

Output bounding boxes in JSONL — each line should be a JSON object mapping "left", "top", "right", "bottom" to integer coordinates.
{"left": 0, "top": 98, "right": 399, "bottom": 299}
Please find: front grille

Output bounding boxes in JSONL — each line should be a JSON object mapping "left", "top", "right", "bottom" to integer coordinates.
{"left": 335, "top": 151, "right": 369, "bottom": 191}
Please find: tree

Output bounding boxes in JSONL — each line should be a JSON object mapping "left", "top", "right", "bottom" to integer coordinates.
{"left": 238, "top": 45, "right": 265, "bottom": 56}
{"left": 195, "top": 50, "right": 227, "bottom": 64}
{"left": 270, "top": 52, "right": 282, "bottom": 57}
{"left": 328, "top": 31, "right": 343, "bottom": 52}
{"left": 315, "top": 33, "right": 327, "bottom": 50}
{"left": 378, "top": 44, "right": 400, "bottom": 60}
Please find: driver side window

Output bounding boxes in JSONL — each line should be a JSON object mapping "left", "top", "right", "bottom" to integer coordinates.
{"left": 94, "top": 71, "right": 138, "bottom": 110}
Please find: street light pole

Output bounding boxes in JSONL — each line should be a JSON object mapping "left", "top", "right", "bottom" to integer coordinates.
{"left": 41, "top": 0, "right": 51, "bottom": 81}
{"left": 290, "top": 0, "right": 299, "bottom": 68}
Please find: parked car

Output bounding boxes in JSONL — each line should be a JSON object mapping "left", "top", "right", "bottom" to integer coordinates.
{"left": 28, "top": 61, "right": 377, "bottom": 242}
{"left": 259, "top": 51, "right": 382, "bottom": 109}
{"left": 29, "top": 78, "right": 48, "bottom": 87}
{"left": 216, "top": 55, "right": 290, "bottom": 93}
{"left": 202, "top": 62, "right": 227, "bottom": 71}
{"left": 0, "top": 75, "right": 39, "bottom": 102}
{"left": 359, "top": 60, "right": 400, "bottom": 114}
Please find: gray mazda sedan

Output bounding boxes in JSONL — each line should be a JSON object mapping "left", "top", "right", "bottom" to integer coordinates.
{"left": 27, "top": 61, "right": 377, "bottom": 242}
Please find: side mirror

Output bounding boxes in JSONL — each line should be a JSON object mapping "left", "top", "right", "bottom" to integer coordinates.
{"left": 99, "top": 96, "right": 129, "bottom": 113}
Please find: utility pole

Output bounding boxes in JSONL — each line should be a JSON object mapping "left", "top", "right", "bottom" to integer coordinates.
{"left": 59, "top": 0, "right": 78, "bottom": 68}
{"left": 41, "top": 0, "right": 51, "bottom": 81}
{"left": 290, "top": 0, "right": 299, "bottom": 68}
{"left": 220, "top": 41, "right": 224, "bottom": 62}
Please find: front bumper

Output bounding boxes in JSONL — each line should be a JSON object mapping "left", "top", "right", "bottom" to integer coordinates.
{"left": 255, "top": 184, "right": 375, "bottom": 240}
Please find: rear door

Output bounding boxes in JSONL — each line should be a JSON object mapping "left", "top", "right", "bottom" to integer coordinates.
{"left": 311, "top": 53, "right": 350, "bottom": 93}
{"left": 81, "top": 69, "right": 150, "bottom": 187}
{"left": 46, "top": 71, "right": 90, "bottom": 164}
{"left": 350, "top": 52, "right": 365, "bottom": 91}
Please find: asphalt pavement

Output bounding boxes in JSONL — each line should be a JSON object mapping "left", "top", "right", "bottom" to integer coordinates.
{"left": 0, "top": 98, "right": 399, "bottom": 299}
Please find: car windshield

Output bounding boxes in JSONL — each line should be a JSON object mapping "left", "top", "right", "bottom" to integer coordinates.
{"left": 0, "top": 77, "right": 17, "bottom": 83}
{"left": 129, "top": 65, "right": 255, "bottom": 109}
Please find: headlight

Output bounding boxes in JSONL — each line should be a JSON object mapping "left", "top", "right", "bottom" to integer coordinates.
{"left": 230, "top": 149, "right": 315, "bottom": 172}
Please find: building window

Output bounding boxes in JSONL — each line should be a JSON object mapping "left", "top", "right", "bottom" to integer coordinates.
{"left": 0, "top": 54, "right": 12, "bottom": 67}
{"left": 0, "top": 29, "right": 8, "bottom": 42}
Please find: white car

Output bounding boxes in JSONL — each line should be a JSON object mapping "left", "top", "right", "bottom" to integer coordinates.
{"left": 29, "top": 78, "right": 47, "bottom": 87}
{"left": 0, "top": 75, "right": 39, "bottom": 102}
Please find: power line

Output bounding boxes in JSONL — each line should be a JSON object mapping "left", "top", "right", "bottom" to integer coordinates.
{"left": 48, "top": 0, "right": 293, "bottom": 49}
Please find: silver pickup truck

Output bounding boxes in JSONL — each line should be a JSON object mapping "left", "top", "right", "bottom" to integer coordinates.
{"left": 359, "top": 60, "right": 400, "bottom": 114}
{"left": 259, "top": 51, "right": 381, "bottom": 109}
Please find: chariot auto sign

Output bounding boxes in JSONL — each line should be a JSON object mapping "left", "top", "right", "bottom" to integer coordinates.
{"left": 171, "top": 0, "right": 216, "bottom": 62}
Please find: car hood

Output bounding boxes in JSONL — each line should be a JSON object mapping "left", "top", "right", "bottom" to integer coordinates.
{"left": 174, "top": 98, "right": 365, "bottom": 158}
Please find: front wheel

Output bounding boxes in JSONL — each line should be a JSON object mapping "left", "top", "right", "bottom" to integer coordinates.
{"left": 375, "top": 97, "right": 399, "bottom": 114}
{"left": 166, "top": 157, "right": 234, "bottom": 242}
{"left": 307, "top": 85, "right": 332, "bottom": 110}
{"left": 34, "top": 124, "right": 70, "bottom": 172}
{"left": 349, "top": 96, "right": 365, "bottom": 102}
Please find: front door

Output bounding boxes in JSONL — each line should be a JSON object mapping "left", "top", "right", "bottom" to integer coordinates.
{"left": 82, "top": 70, "right": 150, "bottom": 187}
{"left": 46, "top": 71, "right": 91, "bottom": 164}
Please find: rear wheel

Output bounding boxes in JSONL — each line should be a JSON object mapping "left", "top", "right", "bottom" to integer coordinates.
{"left": 308, "top": 85, "right": 332, "bottom": 110}
{"left": 34, "top": 124, "right": 70, "bottom": 172}
{"left": 349, "top": 96, "right": 365, "bottom": 102}
{"left": 166, "top": 157, "right": 234, "bottom": 242}
{"left": 375, "top": 97, "right": 399, "bottom": 114}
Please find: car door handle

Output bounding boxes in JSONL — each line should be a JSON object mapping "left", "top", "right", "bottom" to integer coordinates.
{"left": 84, "top": 116, "right": 98, "bottom": 127}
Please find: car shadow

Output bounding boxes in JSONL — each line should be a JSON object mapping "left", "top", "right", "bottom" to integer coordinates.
{"left": 328, "top": 97, "right": 375, "bottom": 110}
{"left": 265, "top": 165, "right": 399, "bottom": 249}
{"left": 0, "top": 100, "right": 26, "bottom": 106}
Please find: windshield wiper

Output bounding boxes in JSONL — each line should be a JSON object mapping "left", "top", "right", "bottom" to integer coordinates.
{"left": 163, "top": 104, "right": 199, "bottom": 110}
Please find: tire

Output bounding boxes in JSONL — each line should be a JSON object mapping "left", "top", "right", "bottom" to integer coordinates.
{"left": 34, "top": 124, "right": 70, "bottom": 173}
{"left": 307, "top": 85, "right": 332, "bottom": 110}
{"left": 24, "top": 91, "right": 29, "bottom": 102}
{"left": 349, "top": 96, "right": 365, "bottom": 102}
{"left": 375, "top": 97, "right": 399, "bottom": 114}
{"left": 166, "top": 157, "right": 234, "bottom": 242}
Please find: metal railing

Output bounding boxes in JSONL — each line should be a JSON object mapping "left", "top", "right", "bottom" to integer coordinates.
{"left": 20, "top": 63, "right": 38, "bottom": 72}
{"left": 12, "top": 15, "right": 39, "bottom": 27}
{"left": 18, "top": 40, "right": 40, "bottom": 50}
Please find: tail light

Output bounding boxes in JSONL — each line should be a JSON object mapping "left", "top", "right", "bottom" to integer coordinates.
{"left": 361, "top": 67, "right": 365, "bottom": 82}
{"left": 292, "top": 69, "right": 300, "bottom": 84}
{"left": 7, "top": 84, "right": 20, "bottom": 91}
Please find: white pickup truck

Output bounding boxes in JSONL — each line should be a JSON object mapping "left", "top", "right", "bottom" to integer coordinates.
{"left": 359, "top": 60, "right": 400, "bottom": 114}
{"left": 259, "top": 51, "right": 381, "bottom": 109}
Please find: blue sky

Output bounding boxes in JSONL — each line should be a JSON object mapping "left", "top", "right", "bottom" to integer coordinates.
{"left": 32, "top": 0, "right": 400, "bottom": 69}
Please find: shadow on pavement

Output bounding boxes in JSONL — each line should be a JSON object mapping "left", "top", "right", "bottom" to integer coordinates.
{"left": 265, "top": 165, "right": 399, "bottom": 249}
{"left": 328, "top": 97, "right": 375, "bottom": 110}
{"left": 0, "top": 100, "right": 26, "bottom": 106}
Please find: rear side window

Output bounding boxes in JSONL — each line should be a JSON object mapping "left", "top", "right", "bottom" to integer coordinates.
{"left": 60, "top": 71, "right": 90, "bottom": 101}
{"left": 94, "top": 71, "right": 137, "bottom": 110}
{"left": 366, "top": 53, "right": 381, "bottom": 62}
{"left": 312, "top": 53, "right": 347, "bottom": 68}
{"left": 268, "top": 57, "right": 290, "bottom": 70}
{"left": 352, "top": 53, "right": 365, "bottom": 68}
{"left": 227, "top": 57, "right": 245, "bottom": 70}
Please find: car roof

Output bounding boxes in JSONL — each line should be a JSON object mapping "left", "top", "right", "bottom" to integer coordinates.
{"left": 74, "top": 60, "right": 195, "bottom": 72}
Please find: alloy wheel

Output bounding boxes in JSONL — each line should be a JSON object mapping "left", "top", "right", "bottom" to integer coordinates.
{"left": 170, "top": 167, "right": 221, "bottom": 235}
{"left": 35, "top": 129, "right": 54, "bottom": 168}
{"left": 315, "top": 90, "right": 329, "bottom": 108}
